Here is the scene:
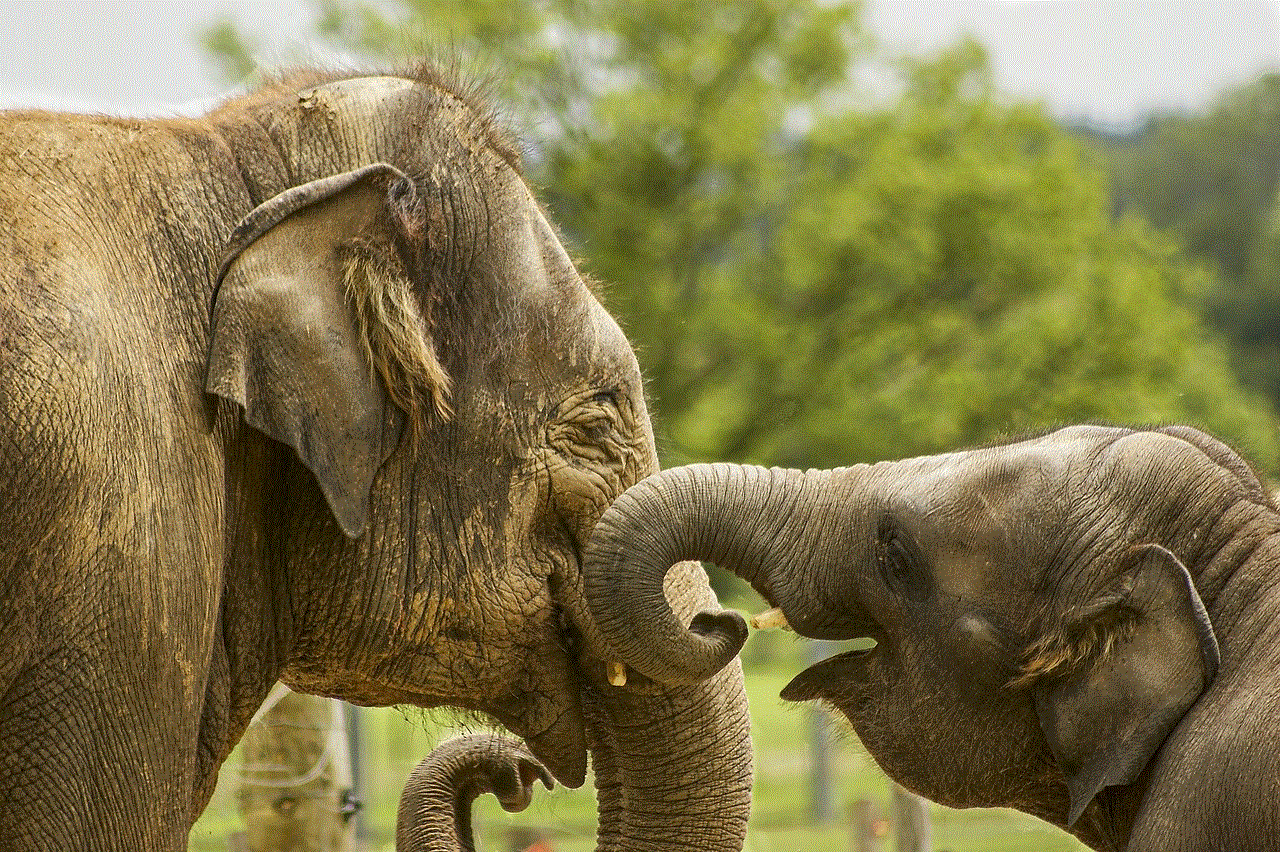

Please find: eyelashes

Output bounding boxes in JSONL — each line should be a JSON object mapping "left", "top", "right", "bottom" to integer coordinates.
{"left": 876, "top": 512, "right": 930, "bottom": 600}
{"left": 590, "top": 388, "right": 619, "bottom": 407}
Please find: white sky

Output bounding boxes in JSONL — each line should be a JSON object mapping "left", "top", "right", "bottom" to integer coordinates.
{"left": 866, "top": 0, "right": 1280, "bottom": 126}
{"left": 0, "top": 1, "right": 1275, "bottom": 125}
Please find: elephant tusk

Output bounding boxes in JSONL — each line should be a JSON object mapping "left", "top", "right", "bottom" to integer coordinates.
{"left": 607, "top": 661, "right": 628, "bottom": 687}
{"left": 749, "top": 607, "right": 791, "bottom": 631}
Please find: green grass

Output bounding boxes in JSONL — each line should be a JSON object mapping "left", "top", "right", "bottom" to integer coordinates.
{"left": 191, "top": 636, "right": 1085, "bottom": 851}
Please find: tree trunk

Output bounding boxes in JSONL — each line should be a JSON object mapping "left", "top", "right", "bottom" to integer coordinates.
{"left": 236, "top": 685, "right": 357, "bottom": 852}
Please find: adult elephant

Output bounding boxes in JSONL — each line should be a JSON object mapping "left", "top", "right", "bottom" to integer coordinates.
{"left": 0, "top": 67, "right": 750, "bottom": 850}
{"left": 585, "top": 425, "right": 1280, "bottom": 851}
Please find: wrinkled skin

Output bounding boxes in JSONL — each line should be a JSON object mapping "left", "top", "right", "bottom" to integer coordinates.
{"left": 0, "top": 68, "right": 750, "bottom": 850}
{"left": 585, "top": 425, "right": 1280, "bottom": 851}
{"left": 396, "top": 734, "right": 552, "bottom": 852}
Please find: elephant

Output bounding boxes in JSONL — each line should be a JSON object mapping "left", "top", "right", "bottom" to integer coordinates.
{"left": 0, "top": 66, "right": 751, "bottom": 850}
{"left": 396, "top": 733, "right": 551, "bottom": 852}
{"left": 582, "top": 424, "right": 1280, "bottom": 851}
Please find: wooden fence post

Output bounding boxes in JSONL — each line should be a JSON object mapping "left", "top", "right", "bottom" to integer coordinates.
{"left": 236, "top": 685, "right": 357, "bottom": 852}
{"left": 809, "top": 639, "right": 840, "bottom": 823}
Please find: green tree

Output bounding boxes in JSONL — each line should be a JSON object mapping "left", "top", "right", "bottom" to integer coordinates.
{"left": 202, "top": 18, "right": 257, "bottom": 82}
{"left": 740, "top": 42, "right": 1279, "bottom": 469}
{"left": 1093, "top": 75, "right": 1280, "bottom": 290}
{"left": 1083, "top": 74, "right": 1280, "bottom": 408}
{"left": 205, "top": 1, "right": 1280, "bottom": 475}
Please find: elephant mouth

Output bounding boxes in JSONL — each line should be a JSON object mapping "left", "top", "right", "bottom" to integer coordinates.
{"left": 749, "top": 587, "right": 888, "bottom": 704}
{"left": 515, "top": 527, "right": 651, "bottom": 788}
{"left": 780, "top": 641, "right": 880, "bottom": 703}
{"left": 518, "top": 701, "right": 588, "bottom": 789}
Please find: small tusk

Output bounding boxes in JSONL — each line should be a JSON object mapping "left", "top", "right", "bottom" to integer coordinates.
{"left": 749, "top": 607, "right": 792, "bottom": 631}
{"left": 607, "top": 661, "right": 628, "bottom": 687}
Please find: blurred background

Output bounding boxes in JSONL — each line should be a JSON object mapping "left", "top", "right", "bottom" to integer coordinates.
{"left": 4, "top": 1, "right": 1275, "bottom": 850}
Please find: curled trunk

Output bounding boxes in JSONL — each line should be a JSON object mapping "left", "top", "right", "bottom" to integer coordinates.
{"left": 394, "top": 673, "right": 753, "bottom": 852}
{"left": 395, "top": 734, "right": 552, "bottom": 852}
{"left": 583, "top": 463, "right": 841, "bottom": 685}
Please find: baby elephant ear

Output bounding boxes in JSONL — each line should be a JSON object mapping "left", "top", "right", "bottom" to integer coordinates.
{"left": 1031, "top": 544, "right": 1219, "bottom": 827}
{"left": 207, "top": 164, "right": 430, "bottom": 538}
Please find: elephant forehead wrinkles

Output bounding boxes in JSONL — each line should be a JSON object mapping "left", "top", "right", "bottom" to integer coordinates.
{"left": 886, "top": 451, "right": 1075, "bottom": 611}
{"left": 280, "top": 71, "right": 517, "bottom": 180}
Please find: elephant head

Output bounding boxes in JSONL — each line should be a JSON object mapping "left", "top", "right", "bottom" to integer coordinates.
{"left": 396, "top": 734, "right": 552, "bottom": 852}
{"left": 196, "top": 71, "right": 750, "bottom": 849}
{"left": 582, "top": 425, "right": 1277, "bottom": 850}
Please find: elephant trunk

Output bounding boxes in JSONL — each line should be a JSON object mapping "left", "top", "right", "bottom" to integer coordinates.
{"left": 395, "top": 734, "right": 552, "bottom": 852}
{"left": 395, "top": 699, "right": 752, "bottom": 852}
{"left": 586, "top": 727, "right": 623, "bottom": 851}
{"left": 583, "top": 463, "right": 842, "bottom": 685}
{"left": 585, "top": 659, "right": 753, "bottom": 852}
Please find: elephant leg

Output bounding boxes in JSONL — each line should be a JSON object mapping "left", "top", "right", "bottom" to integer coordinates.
{"left": 0, "top": 674, "right": 194, "bottom": 850}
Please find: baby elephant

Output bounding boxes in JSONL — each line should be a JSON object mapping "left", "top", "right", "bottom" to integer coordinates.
{"left": 397, "top": 734, "right": 552, "bottom": 852}
{"left": 583, "top": 425, "right": 1280, "bottom": 851}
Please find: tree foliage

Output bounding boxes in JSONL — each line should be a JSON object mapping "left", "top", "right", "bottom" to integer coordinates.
{"left": 1083, "top": 74, "right": 1280, "bottom": 409}
{"left": 207, "top": 1, "right": 1280, "bottom": 473}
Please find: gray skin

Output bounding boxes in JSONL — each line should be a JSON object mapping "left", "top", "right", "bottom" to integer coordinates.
{"left": 582, "top": 425, "right": 1280, "bottom": 851}
{"left": 0, "top": 67, "right": 750, "bottom": 850}
{"left": 396, "top": 733, "right": 553, "bottom": 852}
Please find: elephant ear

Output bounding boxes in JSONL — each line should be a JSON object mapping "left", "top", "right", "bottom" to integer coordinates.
{"left": 1028, "top": 544, "right": 1219, "bottom": 827}
{"left": 207, "top": 163, "right": 445, "bottom": 538}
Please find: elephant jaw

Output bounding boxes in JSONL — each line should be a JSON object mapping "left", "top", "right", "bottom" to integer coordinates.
{"left": 512, "top": 706, "right": 588, "bottom": 789}
{"left": 484, "top": 587, "right": 636, "bottom": 788}
{"left": 485, "top": 622, "right": 641, "bottom": 790}
{"left": 756, "top": 596, "right": 886, "bottom": 707}
{"left": 486, "top": 629, "right": 591, "bottom": 788}
{"left": 779, "top": 643, "right": 880, "bottom": 703}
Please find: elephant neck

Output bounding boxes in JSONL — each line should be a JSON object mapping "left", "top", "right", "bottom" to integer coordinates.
{"left": 210, "top": 94, "right": 298, "bottom": 207}
{"left": 1063, "top": 780, "right": 1138, "bottom": 852}
{"left": 1180, "top": 497, "right": 1280, "bottom": 671}
{"left": 191, "top": 424, "right": 310, "bottom": 812}
{"left": 192, "top": 601, "right": 293, "bottom": 814}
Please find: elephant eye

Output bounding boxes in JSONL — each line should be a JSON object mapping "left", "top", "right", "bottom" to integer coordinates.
{"left": 545, "top": 387, "right": 629, "bottom": 466}
{"left": 876, "top": 513, "right": 925, "bottom": 598}
{"left": 886, "top": 537, "right": 912, "bottom": 580}
{"left": 590, "top": 388, "right": 619, "bottom": 408}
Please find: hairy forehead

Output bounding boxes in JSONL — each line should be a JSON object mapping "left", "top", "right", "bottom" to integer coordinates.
{"left": 217, "top": 63, "right": 523, "bottom": 174}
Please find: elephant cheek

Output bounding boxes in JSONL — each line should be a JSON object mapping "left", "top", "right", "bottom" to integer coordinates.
{"left": 853, "top": 684, "right": 1052, "bottom": 812}
{"left": 546, "top": 460, "right": 616, "bottom": 539}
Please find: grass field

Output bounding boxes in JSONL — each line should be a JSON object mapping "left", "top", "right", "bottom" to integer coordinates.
{"left": 190, "top": 629, "right": 1084, "bottom": 851}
